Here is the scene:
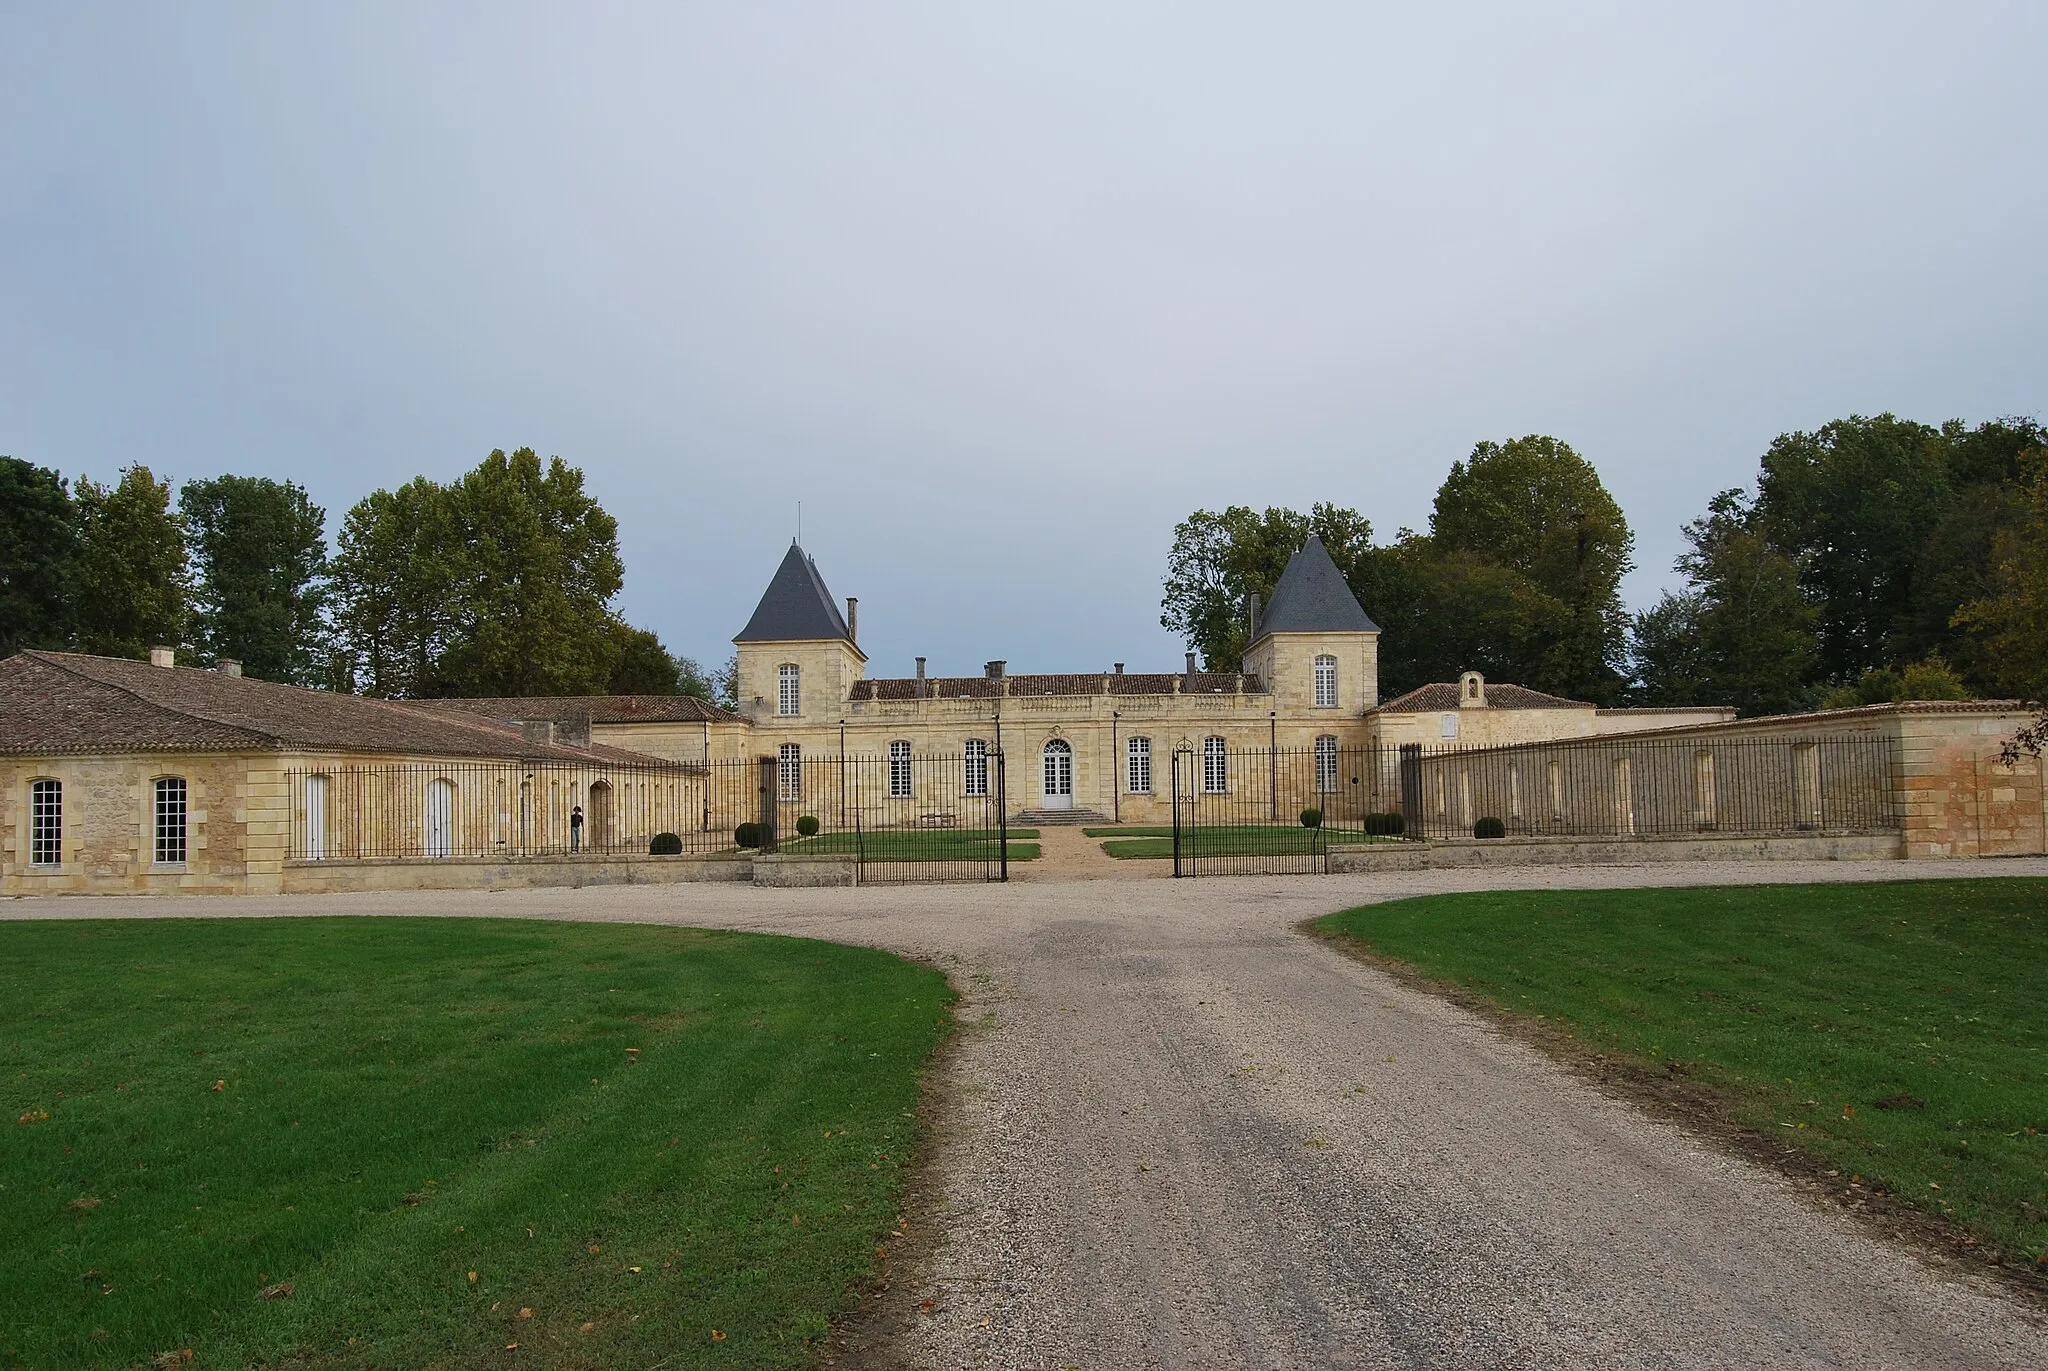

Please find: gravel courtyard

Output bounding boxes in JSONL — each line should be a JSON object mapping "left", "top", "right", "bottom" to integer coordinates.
{"left": 11, "top": 858, "right": 2048, "bottom": 1369}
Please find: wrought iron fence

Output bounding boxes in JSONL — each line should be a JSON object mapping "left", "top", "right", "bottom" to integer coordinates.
{"left": 285, "top": 748, "right": 1010, "bottom": 884}
{"left": 1168, "top": 733, "right": 1900, "bottom": 876}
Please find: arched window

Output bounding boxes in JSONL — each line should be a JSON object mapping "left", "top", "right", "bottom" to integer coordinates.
{"left": 1126, "top": 736, "right": 1152, "bottom": 794}
{"left": 1202, "top": 737, "right": 1227, "bottom": 794}
{"left": 778, "top": 742, "right": 802, "bottom": 801}
{"left": 154, "top": 777, "right": 188, "bottom": 865}
{"left": 29, "top": 779, "right": 61, "bottom": 867}
{"left": 777, "top": 663, "right": 801, "bottom": 716}
{"left": 1314, "top": 735, "right": 1339, "bottom": 793}
{"left": 1313, "top": 654, "right": 1338, "bottom": 708}
{"left": 889, "top": 740, "right": 913, "bottom": 798}
{"left": 963, "top": 739, "right": 989, "bottom": 797}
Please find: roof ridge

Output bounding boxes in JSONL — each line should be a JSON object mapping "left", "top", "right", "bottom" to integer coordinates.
{"left": 23, "top": 651, "right": 283, "bottom": 749}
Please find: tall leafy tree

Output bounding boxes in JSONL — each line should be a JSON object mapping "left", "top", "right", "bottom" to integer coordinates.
{"left": 71, "top": 465, "right": 189, "bottom": 659}
{"left": 179, "top": 475, "right": 330, "bottom": 683}
{"left": 606, "top": 622, "right": 682, "bottom": 694}
{"left": 1430, "top": 435, "right": 1634, "bottom": 702}
{"left": 330, "top": 478, "right": 457, "bottom": 697}
{"left": 1160, "top": 503, "right": 1373, "bottom": 671}
{"left": 0, "top": 457, "right": 77, "bottom": 657}
{"left": 1632, "top": 490, "right": 1816, "bottom": 716}
{"left": 1362, "top": 537, "right": 1566, "bottom": 697}
{"left": 672, "top": 654, "right": 718, "bottom": 702}
{"left": 1953, "top": 450, "right": 2048, "bottom": 704}
{"left": 1753, "top": 413, "right": 1949, "bottom": 683}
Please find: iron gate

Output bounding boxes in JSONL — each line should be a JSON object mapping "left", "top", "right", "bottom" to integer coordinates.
{"left": 1170, "top": 745, "right": 1342, "bottom": 877}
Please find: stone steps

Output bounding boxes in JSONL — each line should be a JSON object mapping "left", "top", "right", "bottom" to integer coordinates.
{"left": 1014, "top": 808, "right": 1113, "bottom": 826}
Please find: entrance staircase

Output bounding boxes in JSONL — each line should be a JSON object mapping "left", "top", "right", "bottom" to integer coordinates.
{"left": 1015, "top": 808, "right": 1112, "bottom": 827}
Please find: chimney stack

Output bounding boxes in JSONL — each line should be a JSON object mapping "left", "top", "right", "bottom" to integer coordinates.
{"left": 984, "top": 660, "right": 1006, "bottom": 679}
{"left": 1186, "top": 652, "right": 1198, "bottom": 675}
{"left": 915, "top": 656, "right": 926, "bottom": 698}
{"left": 521, "top": 719, "right": 558, "bottom": 746}
{"left": 846, "top": 597, "right": 858, "bottom": 645}
{"left": 1113, "top": 662, "right": 1124, "bottom": 675}
{"left": 149, "top": 646, "right": 175, "bottom": 669}
{"left": 216, "top": 658, "right": 242, "bottom": 677}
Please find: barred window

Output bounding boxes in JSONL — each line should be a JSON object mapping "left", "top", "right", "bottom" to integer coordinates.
{"left": 30, "top": 779, "right": 61, "bottom": 866}
{"left": 778, "top": 743, "right": 802, "bottom": 801}
{"left": 1314, "top": 735, "right": 1339, "bottom": 793}
{"left": 1126, "top": 736, "right": 1152, "bottom": 794}
{"left": 154, "top": 777, "right": 188, "bottom": 865}
{"left": 777, "top": 664, "right": 800, "bottom": 717}
{"left": 889, "top": 740, "right": 913, "bottom": 798}
{"left": 1314, "top": 655, "right": 1338, "bottom": 708}
{"left": 964, "top": 739, "right": 989, "bottom": 797}
{"left": 1202, "top": 737, "right": 1227, "bottom": 794}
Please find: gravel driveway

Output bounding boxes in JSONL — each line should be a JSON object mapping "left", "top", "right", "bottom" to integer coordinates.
{"left": 10, "top": 858, "right": 2047, "bottom": 1368}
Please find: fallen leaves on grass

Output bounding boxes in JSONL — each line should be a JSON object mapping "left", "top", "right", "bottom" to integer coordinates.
{"left": 211, "top": 1080, "right": 225, "bottom": 1093}
{"left": 150, "top": 1351, "right": 193, "bottom": 1369}
{"left": 69, "top": 1196, "right": 101, "bottom": 1211}
{"left": 17, "top": 1108, "right": 49, "bottom": 1124}
{"left": 258, "top": 1282, "right": 293, "bottom": 1300}
{"left": 710, "top": 1330, "right": 727, "bottom": 1341}
{"left": 467, "top": 1271, "right": 478, "bottom": 1283}
{"left": 518, "top": 1307, "right": 532, "bottom": 1319}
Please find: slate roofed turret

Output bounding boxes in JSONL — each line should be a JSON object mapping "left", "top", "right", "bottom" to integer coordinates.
{"left": 734, "top": 541, "right": 853, "bottom": 642}
{"left": 1256, "top": 534, "right": 1379, "bottom": 636}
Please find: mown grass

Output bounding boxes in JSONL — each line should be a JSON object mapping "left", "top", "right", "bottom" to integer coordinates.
{"left": 1314, "top": 880, "right": 2048, "bottom": 1264}
{"left": 779, "top": 830, "right": 1038, "bottom": 861}
{"left": 1092, "top": 825, "right": 1395, "bottom": 859}
{"left": 0, "top": 918, "right": 954, "bottom": 1371}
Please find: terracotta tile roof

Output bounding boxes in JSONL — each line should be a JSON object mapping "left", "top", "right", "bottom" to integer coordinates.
{"left": 0, "top": 651, "right": 669, "bottom": 763}
{"left": 849, "top": 672, "right": 1267, "bottom": 701}
{"left": 1371, "top": 681, "right": 1593, "bottom": 712}
{"left": 417, "top": 694, "right": 741, "bottom": 725}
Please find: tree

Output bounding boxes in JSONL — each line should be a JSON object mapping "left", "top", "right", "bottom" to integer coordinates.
{"left": 330, "top": 478, "right": 456, "bottom": 697}
{"left": 1160, "top": 504, "right": 1373, "bottom": 671}
{"left": 1953, "top": 449, "right": 2048, "bottom": 705}
{"left": 1635, "top": 489, "right": 1816, "bottom": 717}
{"left": 0, "top": 457, "right": 77, "bottom": 657}
{"left": 673, "top": 654, "right": 718, "bottom": 702}
{"left": 1364, "top": 537, "right": 1566, "bottom": 697}
{"left": 1753, "top": 414, "right": 1949, "bottom": 683}
{"left": 1429, "top": 436, "right": 1634, "bottom": 702}
{"left": 179, "top": 475, "right": 329, "bottom": 683}
{"left": 1818, "top": 656, "right": 1972, "bottom": 710}
{"left": 606, "top": 622, "right": 681, "bottom": 694}
{"left": 71, "top": 465, "right": 189, "bottom": 659}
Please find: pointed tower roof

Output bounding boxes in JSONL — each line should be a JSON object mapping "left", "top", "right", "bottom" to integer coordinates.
{"left": 734, "top": 542, "right": 852, "bottom": 642}
{"left": 1257, "top": 534, "right": 1379, "bottom": 636}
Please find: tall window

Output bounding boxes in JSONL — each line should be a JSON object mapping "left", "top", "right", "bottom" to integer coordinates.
{"left": 154, "top": 777, "right": 188, "bottom": 865}
{"left": 1126, "top": 736, "right": 1152, "bottom": 794}
{"left": 778, "top": 743, "right": 802, "bottom": 801}
{"left": 1202, "top": 737, "right": 1227, "bottom": 794}
{"left": 29, "top": 779, "right": 61, "bottom": 867}
{"left": 964, "top": 739, "right": 989, "bottom": 797}
{"left": 1313, "top": 655, "right": 1338, "bottom": 708}
{"left": 1314, "top": 735, "right": 1339, "bottom": 793}
{"left": 777, "top": 664, "right": 801, "bottom": 717}
{"left": 889, "top": 740, "right": 913, "bottom": 798}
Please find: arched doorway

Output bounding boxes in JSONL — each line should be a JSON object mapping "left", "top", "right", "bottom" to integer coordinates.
{"left": 1041, "top": 739, "right": 1073, "bottom": 810}
{"left": 587, "top": 780, "right": 614, "bottom": 850}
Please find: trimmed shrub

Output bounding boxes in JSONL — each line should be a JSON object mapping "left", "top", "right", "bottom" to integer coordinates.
{"left": 1473, "top": 816, "right": 1506, "bottom": 840}
{"left": 795, "top": 814, "right": 820, "bottom": 838}
{"left": 1364, "top": 811, "right": 1406, "bottom": 837}
{"left": 734, "top": 821, "right": 763, "bottom": 849}
{"left": 648, "top": 832, "right": 682, "bottom": 856}
{"left": 1299, "top": 806, "right": 1323, "bottom": 829}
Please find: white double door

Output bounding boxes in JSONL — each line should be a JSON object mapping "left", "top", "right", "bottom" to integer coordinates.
{"left": 1041, "top": 740, "right": 1073, "bottom": 810}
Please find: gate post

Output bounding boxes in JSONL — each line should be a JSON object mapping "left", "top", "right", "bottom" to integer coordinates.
{"left": 757, "top": 755, "right": 780, "bottom": 853}
{"left": 997, "top": 746, "right": 1009, "bottom": 883}
{"left": 1171, "top": 749, "right": 1184, "bottom": 877}
{"left": 1399, "top": 744, "right": 1423, "bottom": 839}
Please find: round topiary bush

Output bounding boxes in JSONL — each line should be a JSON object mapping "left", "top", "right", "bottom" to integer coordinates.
{"left": 796, "top": 814, "right": 820, "bottom": 838}
{"left": 1299, "top": 806, "right": 1323, "bottom": 829}
{"left": 1364, "top": 811, "right": 1406, "bottom": 837}
{"left": 734, "top": 821, "right": 763, "bottom": 849}
{"left": 648, "top": 831, "right": 682, "bottom": 856}
{"left": 1473, "top": 816, "right": 1506, "bottom": 839}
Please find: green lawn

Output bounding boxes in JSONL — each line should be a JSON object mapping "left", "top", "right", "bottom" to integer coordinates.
{"left": 1093, "top": 825, "right": 1392, "bottom": 859}
{"left": 1, "top": 918, "right": 954, "bottom": 1371}
{"left": 779, "top": 829, "right": 1038, "bottom": 861}
{"left": 1315, "top": 879, "right": 2048, "bottom": 1265}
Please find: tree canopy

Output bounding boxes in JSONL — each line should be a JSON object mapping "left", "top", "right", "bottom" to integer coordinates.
{"left": 180, "top": 474, "right": 330, "bottom": 684}
{"left": 1160, "top": 504, "right": 1372, "bottom": 671}
{"left": 70, "top": 465, "right": 190, "bottom": 660}
{"left": 0, "top": 457, "right": 77, "bottom": 657}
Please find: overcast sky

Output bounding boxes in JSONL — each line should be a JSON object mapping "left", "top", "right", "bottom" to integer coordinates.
{"left": 3, "top": 3, "right": 2043, "bottom": 680}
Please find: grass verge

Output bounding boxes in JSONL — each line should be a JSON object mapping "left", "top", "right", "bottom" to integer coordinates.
{"left": 1313, "top": 879, "right": 2048, "bottom": 1288}
{"left": 780, "top": 830, "right": 1037, "bottom": 861}
{"left": 1093, "top": 825, "right": 1393, "bottom": 859}
{"left": 1, "top": 917, "right": 954, "bottom": 1370}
